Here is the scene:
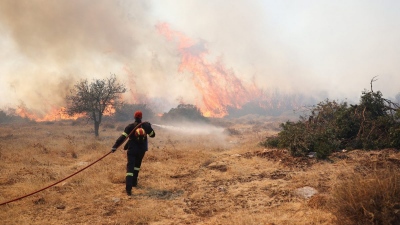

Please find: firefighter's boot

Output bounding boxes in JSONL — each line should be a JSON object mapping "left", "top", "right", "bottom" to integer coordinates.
{"left": 126, "top": 173, "right": 134, "bottom": 195}
{"left": 133, "top": 169, "right": 140, "bottom": 187}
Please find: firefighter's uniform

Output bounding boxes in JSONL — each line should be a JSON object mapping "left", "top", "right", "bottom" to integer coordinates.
{"left": 111, "top": 111, "right": 155, "bottom": 196}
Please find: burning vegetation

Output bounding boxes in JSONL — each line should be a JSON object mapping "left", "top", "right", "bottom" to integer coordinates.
{"left": 2, "top": 21, "right": 315, "bottom": 123}
{"left": 1, "top": 2, "right": 400, "bottom": 224}
{"left": 156, "top": 23, "right": 308, "bottom": 118}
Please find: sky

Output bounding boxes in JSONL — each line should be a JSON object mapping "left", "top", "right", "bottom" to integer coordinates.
{"left": 0, "top": 0, "right": 399, "bottom": 117}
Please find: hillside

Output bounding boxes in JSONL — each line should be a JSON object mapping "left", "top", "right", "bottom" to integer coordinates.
{"left": 0, "top": 116, "right": 399, "bottom": 225}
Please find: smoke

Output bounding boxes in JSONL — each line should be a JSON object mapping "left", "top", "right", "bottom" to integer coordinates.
{"left": 152, "top": 122, "right": 231, "bottom": 149}
{"left": 153, "top": 0, "right": 400, "bottom": 100}
{"left": 0, "top": 0, "right": 399, "bottom": 117}
{"left": 153, "top": 123, "right": 225, "bottom": 136}
{"left": 0, "top": 0, "right": 186, "bottom": 115}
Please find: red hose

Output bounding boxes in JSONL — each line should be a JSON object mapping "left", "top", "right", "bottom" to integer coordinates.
{"left": 0, "top": 151, "right": 112, "bottom": 206}
{"left": 0, "top": 122, "right": 146, "bottom": 206}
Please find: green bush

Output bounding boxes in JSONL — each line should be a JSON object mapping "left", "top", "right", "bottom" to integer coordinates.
{"left": 261, "top": 136, "right": 279, "bottom": 148}
{"left": 261, "top": 89, "right": 400, "bottom": 159}
{"left": 161, "top": 104, "right": 208, "bottom": 123}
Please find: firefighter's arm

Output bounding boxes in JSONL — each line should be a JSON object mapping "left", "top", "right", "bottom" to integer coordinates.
{"left": 148, "top": 129, "right": 155, "bottom": 138}
{"left": 144, "top": 122, "right": 155, "bottom": 138}
{"left": 111, "top": 130, "right": 130, "bottom": 152}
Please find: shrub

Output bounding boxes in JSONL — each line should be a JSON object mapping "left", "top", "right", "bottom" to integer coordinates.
{"left": 261, "top": 136, "right": 279, "bottom": 148}
{"left": 161, "top": 104, "right": 208, "bottom": 123}
{"left": 0, "top": 109, "right": 33, "bottom": 124}
{"left": 279, "top": 121, "right": 311, "bottom": 157}
{"left": 261, "top": 89, "right": 400, "bottom": 159}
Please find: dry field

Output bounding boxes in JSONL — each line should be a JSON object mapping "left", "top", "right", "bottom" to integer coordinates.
{"left": 1, "top": 115, "right": 399, "bottom": 225}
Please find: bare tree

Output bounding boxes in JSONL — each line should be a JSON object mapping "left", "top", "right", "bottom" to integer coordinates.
{"left": 66, "top": 75, "right": 126, "bottom": 136}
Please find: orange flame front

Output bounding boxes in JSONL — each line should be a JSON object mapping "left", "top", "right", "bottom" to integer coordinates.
{"left": 157, "top": 23, "right": 264, "bottom": 117}
{"left": 15, "top": 106, "right": 83, "bottom": 122}
{"left": 12, "top": 23, "right": 301, "bottom": 121}
{"left": 14, "top": 104, "right": 118, "bottom": 122}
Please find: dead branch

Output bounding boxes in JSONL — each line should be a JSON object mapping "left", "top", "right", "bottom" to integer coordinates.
{"left": 370, "top": 76, "right": 378, "bottom": 92}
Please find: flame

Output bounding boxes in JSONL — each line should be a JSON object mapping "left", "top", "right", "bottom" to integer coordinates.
{"left": 103, "top": 104, "right": 116, "bottom": 116}
{"left": 15, "top": 106, "right": 83, "bottom": 122}
{"left": 157, "top": 23, "right": 264, "bottom": 117}
{"left": 12, "top": 88, "right": 123, "bottom": 122}
{"left": 11, "top": 23, "right": 303, "bottom": 121}
{"left": 14, "top": 104, "right": 119, "bottom": 122}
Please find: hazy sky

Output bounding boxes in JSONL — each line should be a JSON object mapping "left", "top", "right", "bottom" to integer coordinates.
{"left": 0, "top": 0, "right": 399, "bottom": 116}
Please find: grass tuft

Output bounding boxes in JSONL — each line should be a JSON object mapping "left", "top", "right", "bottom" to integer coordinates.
{"left": 329, "top": 163, "right": 400, "bottom": 225}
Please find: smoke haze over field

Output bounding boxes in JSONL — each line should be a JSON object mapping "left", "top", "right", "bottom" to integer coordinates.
{"left": 153, "top": 123, "right": 225, "bottom": 136}
{"left": 0, "top": 0, "right": 399, "bottom": 118}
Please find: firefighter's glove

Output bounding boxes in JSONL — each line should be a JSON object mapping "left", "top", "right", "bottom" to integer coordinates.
{"left": 111, "top": 147, "right": 117, "bottom": 153}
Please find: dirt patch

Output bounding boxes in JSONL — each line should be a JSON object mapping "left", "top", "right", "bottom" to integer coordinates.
{"left": 207, "top": 163, "right": 228, "bottom": 172}
{"left": 269, "top": 169, "right": 291, "bottom": 180}
{"left": 135, "top": 189, "right": 184, "bottom": 200}
{"left": 244, "top": 149, "right": 317, "bottom": 169}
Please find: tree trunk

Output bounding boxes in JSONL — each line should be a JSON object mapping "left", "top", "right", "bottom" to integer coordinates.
{"left": 94, "top": 120, "right": 100, "bottom": 137}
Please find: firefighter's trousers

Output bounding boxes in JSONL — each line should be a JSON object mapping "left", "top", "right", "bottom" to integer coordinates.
{"left": 126, "top": 151, "right": 145, "bottom": 192}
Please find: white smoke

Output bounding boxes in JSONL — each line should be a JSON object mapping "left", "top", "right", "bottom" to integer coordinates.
{"left": 153, "top": 0, "right": 400, "bottom": 100}
{"left": 153, "top": 123, "right": 225, "bottom": 136}
{"left": 0, "top": 0, "right": 399, "bottom": 117}
{"left": 0, "top": 0, "right": 191, "bottom": 114}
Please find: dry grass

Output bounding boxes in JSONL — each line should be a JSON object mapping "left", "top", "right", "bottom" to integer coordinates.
{"left": 328, "top": 160, "right": 400, "bottom": 225}
{"left": 0, "top": 117, "right": 399, "bottom": 224}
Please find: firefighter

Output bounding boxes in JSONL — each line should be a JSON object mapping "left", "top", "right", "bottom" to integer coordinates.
{"left": 111, "top": 110, "right": 155, "bottom": 196}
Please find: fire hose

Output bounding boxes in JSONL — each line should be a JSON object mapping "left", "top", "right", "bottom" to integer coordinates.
{"left": 0, "top": 122, "right": 145, "bottom": 206}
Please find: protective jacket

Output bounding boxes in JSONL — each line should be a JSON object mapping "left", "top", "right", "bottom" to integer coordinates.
{"left": 112, "top": 120, "right": 155, "bottom": 153}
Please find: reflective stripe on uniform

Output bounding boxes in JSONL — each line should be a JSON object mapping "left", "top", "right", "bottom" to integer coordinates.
{"left": 134, "top": 167, "right": 140, "bottom": 171}
{"left": 126, "top": 172, "right": 134, "bottom": 176}
{"left": 122, "top": 132, "right": 128, "bottom": 137}
{"left": 148, "top": 131, "right": 154, "bottom": 136}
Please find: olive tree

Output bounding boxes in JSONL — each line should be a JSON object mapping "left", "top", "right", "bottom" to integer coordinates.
{"left": 66, "top": 75, "right": 126, "bottom": 136}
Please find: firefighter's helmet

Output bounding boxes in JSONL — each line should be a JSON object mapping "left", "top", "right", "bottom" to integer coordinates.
{"left": 134, "top": 110, "right": 142, "bottom": 119}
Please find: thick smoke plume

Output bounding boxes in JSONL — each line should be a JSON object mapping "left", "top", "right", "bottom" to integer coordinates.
{"left": 0, "top": 0, "right": 183, "bottom": 116}
{"left": 0, "top": 0, "right": 399, "bottom": 119}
